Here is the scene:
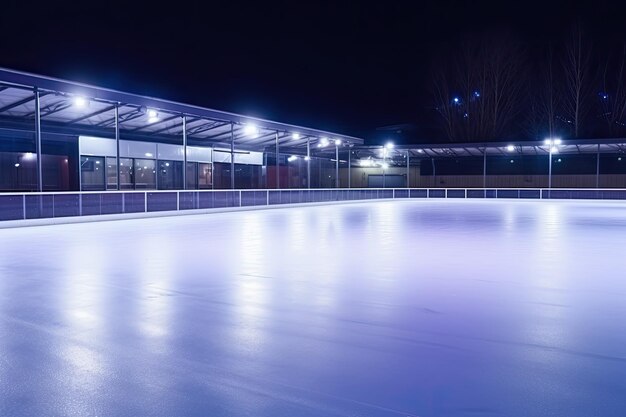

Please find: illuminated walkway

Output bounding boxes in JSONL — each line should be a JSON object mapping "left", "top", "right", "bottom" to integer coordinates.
{"left": 1, "top": 200, "right": 625, "bottom": 416}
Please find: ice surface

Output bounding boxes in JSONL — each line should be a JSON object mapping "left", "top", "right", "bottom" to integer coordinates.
{"left": 1, "top": 200, "right": 626, "bottom": 416}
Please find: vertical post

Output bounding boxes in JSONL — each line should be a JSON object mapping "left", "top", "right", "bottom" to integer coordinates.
{"left": 348, "top": 149, "right": 352, "bottom": 188}
{"left": 182, "top": 115, "right": 187, "bottom": 190}
{"left": 306, "top": 137, "right": 311, "bottom": 189}
{"left": 275, "top": 132, "right": 280, "bottom": 189}
{"left": 335, "top": 145, "right": 339, "bottom": 188}
{"left": 406, "top": 150, "right": 410, "bottom": 188}
{"left": 35, "top": 90, "right": 43, "bottom": 192}
{"left": 230, "top": 123, "right": 235, "bottom": 189}
{"left": 382, "top": 147, "right": 386, "bottom": 189}
{"left": 115, "top": 104, "right": 120, "bottom": 190}
{"left": 483, "top": 148, "right": 487, "bottom": 188}
{"left": 596, "top": 143, "right": 600, "bottom": 189}
{"left": 548, "top": 147, "right": 553, "bottom": 189}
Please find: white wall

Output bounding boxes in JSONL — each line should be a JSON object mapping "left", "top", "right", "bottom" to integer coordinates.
{"left": 80, "top": 136, "right": 263, "bottom": 165}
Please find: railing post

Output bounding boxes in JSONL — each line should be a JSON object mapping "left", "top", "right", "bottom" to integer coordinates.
{"left": 22, "top": 194, "right": 26, "bottom": 220}
{"left": 144, "top": 192, "right": 148, "bottom": 213}
{"left": 115, "top": 104, "right": 121, "bottom": 190}
{"left": 182, "top": 115, "right": 187, "bottom": 190}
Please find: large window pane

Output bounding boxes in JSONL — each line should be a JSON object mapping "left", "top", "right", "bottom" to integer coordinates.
{"left": 186, "top": 162, "right": 198, "bottom": 189}
{"left": 80, "top": 156, "right": 105, "bottom": 191}
{"left": 107, "top": 157, "right": 117, "bottom": 190}
{"left": 0, "top": 151, "right": 37, "bottom": 191}
{"left": 158, "top": 160, "right": 183, "bottom": 190}
{"left": 198, "top": 163, "right": 212, "bottom": 189}
{"left": 119, "top": 158, "right": 134, "bottom": 189}
{"left": 134, "top": 158, "right": 156, "bottom": 189}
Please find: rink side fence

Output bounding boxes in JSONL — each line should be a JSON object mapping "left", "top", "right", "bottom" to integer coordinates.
{"left": 1, "top": 188, "right": 626, "bottom": 225}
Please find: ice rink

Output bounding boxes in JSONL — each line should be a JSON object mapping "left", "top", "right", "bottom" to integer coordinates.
{"left": 1, "top": 199, "right": 626, "bottom": 416}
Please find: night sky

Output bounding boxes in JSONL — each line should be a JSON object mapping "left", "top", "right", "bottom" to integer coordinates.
{"left": 1, "top": 1, "right": 625, "bottom": 143}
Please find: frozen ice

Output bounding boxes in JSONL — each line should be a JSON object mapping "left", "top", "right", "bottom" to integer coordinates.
{"left": 1, "top": 200, "right": 626, "bottom": 416}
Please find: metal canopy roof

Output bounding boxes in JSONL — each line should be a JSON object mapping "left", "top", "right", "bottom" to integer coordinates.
{"left": 0, "top": 67, "right": 364, "bottom": 151}
{"left": 335, "top": 140, "right": 626, "bottom": 166}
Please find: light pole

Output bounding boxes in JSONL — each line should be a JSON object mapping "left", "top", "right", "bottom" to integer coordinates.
{"left": 335, "top": 139, "right": 341, "bottom": 188}
{"left": 544, "top": 138, "right": 561, "bottom": 192}
{"left": 382, "top": 142, "right": 393, "bottom": 188}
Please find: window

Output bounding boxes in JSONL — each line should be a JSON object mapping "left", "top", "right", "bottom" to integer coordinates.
{"left": 134, "top": 158, "right": 156, "bottom": 189}
{"left": 198, "top": 163, "right": 212, "bottom": 189}
{"left": 107, "top": 157, "right": 118, "bottom": 190}
{"left": 80, "top": 156, "right": 105, "bottom": 191}
{"left": 158, "top": 160, "right": 183, "bottom": 190}
{"left": 186, "top": 162, "right": 198, "bottom": 189}
{"left": 119, "top": 158, "right": 134, "bottom": 189}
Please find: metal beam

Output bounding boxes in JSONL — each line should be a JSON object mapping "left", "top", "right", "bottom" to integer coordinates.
{"left": 95, "top": 109, "right": 143, "bottom": 127}
{"left": 66, "top": 104, "right": 116, "bottom": 125}
{"left": 115, "top": 105, "right": 121, "bottom": 191}
{"left": 127, "top": 114, "right": 180, "bottom": 133}
{"left": 187, "top": 121, "right": 229, "bottom": 136}
{"left": 149, "top": 117, "right": 200, "bottom": 135}
{"left": 275, "top": 132, "right": 280, "bottom": 189}
{"left": 35, "top": 91, "right": 42, "bottom": 192}
{"left": 0, "top": 94, "right": 39, "bottom": 114}
{"left": 230, "top": 123, "right": 235, "bottom": 189}
{"left": 335, "top": 145, "right": 339, "bottom": 188}
{"left": 307, "top": 138, "right": 311, "bottom": 189}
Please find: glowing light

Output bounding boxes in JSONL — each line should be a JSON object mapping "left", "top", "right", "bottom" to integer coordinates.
{"left": 474, "top": 91, "right": 480, "bottom": 97}
{"left": 507, "top": 144, "right": 515, "bottom": 152}
{"left": 453, "top": 97, "right": 460, "bottom": 104}
{"left": 145, "top": 153, "right": 153, "bottom": 157}
{"left": 165, "top": 162, "right": 170, "bottom": 167}
{"left": 554, "top": 138, "right": 562, "bottom": 145}
{"left": 510, "top": 159, "right": 514, "bottom": 163}
{"left": 381, "top": 162, "right": 389, "bottom": 169}
{"left": 544, "top": 139, "right": 552, "bottom": 145}
{"left": 288, "top": 155, "right": 298, "bottom": 162}
{"left": 417, "top": 149, "right": 424, "bottom": 153}
{"left": 335, "top": 139, "right": 342, "bottom": 146}
{"left": 14, "top": 163, "right": 19, "bottom": 167}
{"left": 551, "top": 146, "right": 559, "bottom": 153}
{"left": 95, "top": 161, "right": 100, "bottom": 164}
{"left": 74, "top": 96, "right": 87, "bottom": 108}
{"left": 23, "top": 152, "right": 34, "bottom": 160}
{"left": 385, "top": 142, "right": 394, "bottom": 149}
{"left": 243, "top": 124, "right": 259, "bottom": 137}
{"left": 292, "top": 132, "right": 300, "bottom": 140}
{"left": 304, "top": 156, "right": 310, "bottom": 161}
{"left": 320, "top": 137, "right": 329, "bottom": 147}
{"left": 146, "top": 109, "right": 159, "bottom": 123}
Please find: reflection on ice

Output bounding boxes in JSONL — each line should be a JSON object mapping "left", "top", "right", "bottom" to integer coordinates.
{"left": 1, "top": 200, "right": 626, "bottom": 416}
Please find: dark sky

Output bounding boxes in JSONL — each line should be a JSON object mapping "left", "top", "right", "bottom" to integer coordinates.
{"left": 1, "top": 1, "right": 625, "bottom": 143}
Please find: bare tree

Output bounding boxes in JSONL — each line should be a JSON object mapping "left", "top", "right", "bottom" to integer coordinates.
{"left": 432, "top": 34, "right": 525, "bottom": 142}
{"left": 599, "top": 43, "right": 626, "bottom": 137}
{"left": 561, "top": 25, "right": 592, "bottom": 138}
{"left": 542, "top": 46, "right": 558, "bottom": 138}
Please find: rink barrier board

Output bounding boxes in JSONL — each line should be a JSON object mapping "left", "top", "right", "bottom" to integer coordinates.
{"left": 2, "top": 188, "right": 626, "bottom": 224}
